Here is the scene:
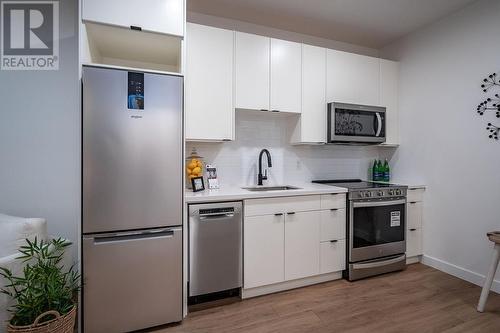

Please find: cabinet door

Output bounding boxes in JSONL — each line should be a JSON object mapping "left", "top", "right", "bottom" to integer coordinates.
{"left": 294, "top": 44, "right": 326, "bottom": 143}
{"left": 186, "top": 23, "right": 234, "bottom": 141}
{"left": 82, "top": 0, "right": 184, "bottom": 37}
{"left": 270, "top": 39, "right": 301, "bottom": 113}
{"left": 407, "top": 202, "right": 423, "bottom": 230}
{"left": 320, "top": 239, "right": 346, "bottom": 274}
{"left": 244, "top": 214, "right": 284, "bottom": 288}
{"left": 407, "top": 228, "right": 423, "bottom": 257}
{"left": 327, "top": 50, "right": 380, "bottom": 106}
{"left": 284, "top": 211, "right": 320, "bottom": 280}
{"left": 380, "top": 59, "right": 399, "bottom": 144}
{"left": 320, "top": 209, "right": 346, "bottom": 242}
{"left": 235, "top": 32, "right": 270, "bottom": 111}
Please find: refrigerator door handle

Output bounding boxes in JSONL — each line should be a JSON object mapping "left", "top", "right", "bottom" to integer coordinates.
{"left": 92, "top": 229, "right": 176, "bottom": 244}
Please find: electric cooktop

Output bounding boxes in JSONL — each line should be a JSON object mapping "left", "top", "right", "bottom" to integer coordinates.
{"left": 312, "top": 179, "right": 407, "bottom": 199}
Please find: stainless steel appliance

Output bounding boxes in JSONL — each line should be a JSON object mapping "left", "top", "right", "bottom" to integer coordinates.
{"left": 188, "top": 202, "right": 242, "bottom": 301}
{"left": 312, "top": 179, "right": 407, "bottom": 281}
{"left": 82, "top": 66, "right": 183, "bottom": 332}
{"left": 327, "top": 102, "right": 386, "bottom": 144}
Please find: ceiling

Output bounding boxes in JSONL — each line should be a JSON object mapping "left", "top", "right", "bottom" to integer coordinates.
{"left": 187, "top": 0, "right": 478, "bottom": 48}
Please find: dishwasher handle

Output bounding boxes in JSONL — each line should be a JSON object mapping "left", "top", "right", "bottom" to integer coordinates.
{"left": 199, "top": 213, "right": 235, "bottom": 220}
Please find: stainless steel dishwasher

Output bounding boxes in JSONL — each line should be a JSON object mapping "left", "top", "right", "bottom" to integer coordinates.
{"left": 189, "top": 202, "right": 242, "bottom": 300}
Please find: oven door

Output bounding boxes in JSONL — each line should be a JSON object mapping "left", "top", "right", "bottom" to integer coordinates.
{"left": 328, "top": 102, "right": 386, "bottom": 143}
{"left": 349, "top": 199, "right": 406, "bottom": 262}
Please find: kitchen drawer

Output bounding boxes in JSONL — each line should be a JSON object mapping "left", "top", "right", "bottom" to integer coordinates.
{"left": 320, "top": 209, "right": 346, "bottom": 242}
{"left": 407, "top": 188, "right": 424, "bottom": 203}
{"left": 320, "top": 193, "right": 346, "bottom": 210}
{"left": 407, "top": 227, "right": 423, "bottom": 257}
{"left": 320, "top": 239, "right": 346, "bottom": 274}
{"left": 407, "top": 201, "right": 423, "bottom": 229}
{"left": 244, "top": 195, "right": 321, "bottom": 217}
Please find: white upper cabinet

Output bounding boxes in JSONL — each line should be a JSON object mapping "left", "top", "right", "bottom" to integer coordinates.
{"left": 327, "top": 50, "right": 380, "bottom": 106}
{"left": 270, "top": 39, "right": 302, "bottom": 113}
{"left": 380, "top": 59, "right": 399, "bottom": 145}
{"left": 82, "top": 0, "right": 184, "bottom": 37}
{"left": 291, "top": 44, "right": 326, "bottom": 143}
{"left": 185, "top": 23, "right": 234, "bottom": 141}
{"left": 235, "top": 32, "right": 270, "bottom": 111}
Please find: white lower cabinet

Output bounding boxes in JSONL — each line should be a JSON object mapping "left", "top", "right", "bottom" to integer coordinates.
{"left": 320, "top": 240, "right": 346, "bottom": 274}
{"left": 244, "top": 214, "right": 285, "bottom": 289}
{"left": 284, "top": 211, "right": 320, "bottom": 280}
{"left": 406, "top": 188, "right": 425, "bottom": 259}
{"left": 243, "top": 194, "right": 346, "bottom": 291}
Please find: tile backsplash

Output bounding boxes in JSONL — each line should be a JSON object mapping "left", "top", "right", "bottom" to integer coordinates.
{"left": 186, "top": 111, "right": 392, "bottom": 187}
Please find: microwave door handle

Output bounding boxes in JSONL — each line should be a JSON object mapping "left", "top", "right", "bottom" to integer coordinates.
{"left": 375, "top": 112, "right": 382, "bottom": 137}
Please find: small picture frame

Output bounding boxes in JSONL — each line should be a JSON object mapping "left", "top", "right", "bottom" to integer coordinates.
{"left": 191, "top": 176, "right": 205, "bottom": 192}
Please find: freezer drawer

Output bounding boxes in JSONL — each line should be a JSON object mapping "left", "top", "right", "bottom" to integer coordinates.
{"left": 189, "top": 202, "right": 242, "bottom": 297}
{"left": 83, "top": 227, "right": 182, "bottom": 332}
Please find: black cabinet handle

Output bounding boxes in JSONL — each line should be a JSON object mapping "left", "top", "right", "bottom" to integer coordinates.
{"left": 271, "top": 110, "right": 280, "bottom": 112}
{"left": 274, "top": 213, "right": 283, "bottom": 216}
{"left": 330, "top": 208, "right": 338, "bottom": 211}
{"left": 130, "top": 25, "right": 142, "bottom": 31}
{"left": 287, "top": 212, "right": 296, "bottom": 215}
{"left": 409, "top": 228, "right": 417, "bottom": 231}
{"left": 409, "top": 201, "right": 417, "bottom": 204}
{"left": 330, "top": 240, "right": 338, "bottom": 243}
{"left": 260, "top": 109, "right": 269, "bottom": 112}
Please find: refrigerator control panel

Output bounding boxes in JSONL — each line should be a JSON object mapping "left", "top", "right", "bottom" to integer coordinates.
{"left": 128, "top": 72, "right": 144, "bottom": 110}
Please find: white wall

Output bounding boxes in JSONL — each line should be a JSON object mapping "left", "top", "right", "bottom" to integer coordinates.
{"left": 187, "top": 11, "right": 379, "bottom": 57}
{"left": 381, "top": 0, "right": 500, "bottom": 291}
{"left": 187, "top": 111, "right": 391, "bottom": 187}
{"left": 0, "top": 0, "right": 79, "bottom": 243}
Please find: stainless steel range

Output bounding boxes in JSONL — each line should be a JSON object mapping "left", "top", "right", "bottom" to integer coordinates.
{"left": 312, "top": 179, "right": 408, "bottom": 281}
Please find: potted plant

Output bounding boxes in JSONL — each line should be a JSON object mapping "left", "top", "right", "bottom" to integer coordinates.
{"left": 0, "top": 238, "right": 79, "bottom": 333}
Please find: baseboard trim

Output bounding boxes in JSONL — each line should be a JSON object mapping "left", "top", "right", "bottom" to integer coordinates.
{"left": 242, "top": 271, "right": 342, "bottom": 299}
{"left": 422, "top": 255, "right": 500, "bottom": 293}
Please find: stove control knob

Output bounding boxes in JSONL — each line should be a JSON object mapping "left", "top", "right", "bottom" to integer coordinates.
{"left": 396, "top": 189, "right": 401, "bottom": 195}
{"left": 388, "top": 189, "right": 394, "bottom": 195}
{"left": 366, "top": 191, "right": 372, "bottom": 197}
{"left": 378, "top": 191, "right": 384, "bottom": 196}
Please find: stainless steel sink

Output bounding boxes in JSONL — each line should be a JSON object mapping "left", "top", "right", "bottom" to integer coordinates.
{"left": 242, "top": 185, "right": 302, "bottom": 192}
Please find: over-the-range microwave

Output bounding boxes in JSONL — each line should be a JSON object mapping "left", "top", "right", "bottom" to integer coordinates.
{"left": 327, "top": 102, "right": 386, "bottom": 144}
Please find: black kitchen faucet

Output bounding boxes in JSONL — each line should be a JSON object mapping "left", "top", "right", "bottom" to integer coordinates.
{"left": 257, "top": 149, "right": 272, "bottom": 185}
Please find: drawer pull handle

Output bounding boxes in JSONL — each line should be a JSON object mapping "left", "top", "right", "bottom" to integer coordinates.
{"left": 409, "top": 228, "right": 417, "bottom": 231}
{"left": 330, "top": 239, "right": 338, "bottom": 243}
{"left": 274, "top": 213, "right": 283, "bottom": 216}
{"left": 330, "top": 193, "right": 338, "bottom": 196}
{"left": 130, "top": 25, "right": 142, "bottom": 31}
{"left": 409, "top": 202, "right": 417, "bottom": 204}
{"left": 287, "top": 212, "right": 296, "bottom": 215}
{"left": 330, "top": 208, "right": 338, "bottom": 211}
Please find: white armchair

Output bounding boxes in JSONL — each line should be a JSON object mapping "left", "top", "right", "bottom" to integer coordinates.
{"left": 0, "top": 214, "right": 47, "bottom": 333}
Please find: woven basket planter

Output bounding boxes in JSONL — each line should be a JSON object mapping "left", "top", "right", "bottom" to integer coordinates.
{"left": 7, "top": 306, "right": 76, "bottom": 333}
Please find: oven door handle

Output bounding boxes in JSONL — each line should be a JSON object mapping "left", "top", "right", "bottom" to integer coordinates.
{"left": 352, "top": 254, "right": 406, "bottom": 270}
{"left": 352, "top": 199, "right": 406, "bottom": 208}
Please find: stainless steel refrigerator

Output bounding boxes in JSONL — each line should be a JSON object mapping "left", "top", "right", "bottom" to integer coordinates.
{"left": 82, "top": 66, "right": 183, "bottom": 333}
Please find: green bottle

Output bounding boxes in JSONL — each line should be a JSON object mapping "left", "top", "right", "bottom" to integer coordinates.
{"left": 373, "top": 159, "right": 383, "bottom": 181}
{"left": 383, "top": 159, "right": 390, "bottom": 182}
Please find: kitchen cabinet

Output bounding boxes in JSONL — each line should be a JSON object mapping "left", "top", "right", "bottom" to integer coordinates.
{"left": 291, "top": 44, "right": 326, "bottom": 144}
{"left": 320, "top": 240, "right": 346, "bottom": 274}
{"left": 406, "top": 188, "right": 425, "bottom": 259}
{"left": 186, "top": 23, "right": 234, "bottom": 141}
{"left": 284, "top": 211, "right": 320, "bottom": 280}
{"left": 270, "top": 39, "right": 302, "bottom": 113}
{"left": 235, "top": 32, "right": 270, "bottom": 111}
{"left": 243, "top": 194, "right": 346, "bottom": 291}
{"left": 82, "top": 0, "right": 184, "bottom": 37}
{"left": 244, "top": 214, "right": 285, "bottom": 289}
{"left": 327, "top": 50, "right": 380, "bottom": 106}
{"left": 380, "top": 59, "right": 399, "bottom": 145}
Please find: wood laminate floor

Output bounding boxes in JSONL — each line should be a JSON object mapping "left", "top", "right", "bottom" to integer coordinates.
{"left": 154, "top": 264, "right": 500, "bottom": 333}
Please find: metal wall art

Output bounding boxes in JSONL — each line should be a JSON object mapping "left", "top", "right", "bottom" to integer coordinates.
{"left": 477, "top": 72, "right": 500, "bottom": 140}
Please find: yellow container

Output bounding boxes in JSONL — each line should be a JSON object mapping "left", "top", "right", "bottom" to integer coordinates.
{"left": 186, "top": 148, "right": 204, "bottom": 189}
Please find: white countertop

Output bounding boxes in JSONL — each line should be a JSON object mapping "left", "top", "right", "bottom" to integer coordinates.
{"left": 184, "top": 181, "right": 425, "bottom": 203}
{"left": 185, "top": 182, "right": 348, "bottom": 203}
